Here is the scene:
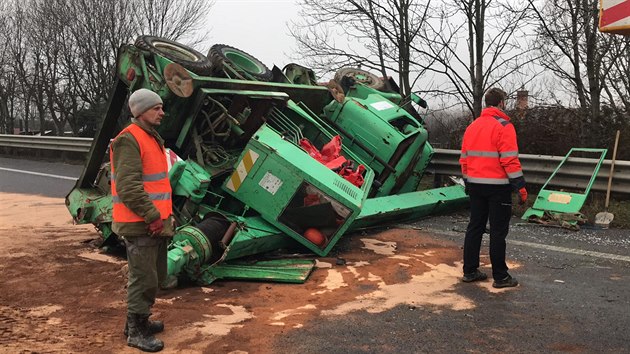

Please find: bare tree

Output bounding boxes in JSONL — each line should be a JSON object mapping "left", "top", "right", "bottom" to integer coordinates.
{"left": 421, "top": 0, "right": 539, "bottom": 118}
{"left": 0, "top": 0, "right": 16, "bottom": 134}
{"left": 528, "top": 0, "right": 616, "bottom": 119}
{"left": 1, "top": 0, "right": 214, "bottom": 136}
{"left": 65, "top": 0, "right": 136, "bottom": 107}
{"left": 601, "top": 35, "right": 630, "bottom": 114}
{"left": 290, "top": 0, "right": 434, "bottom": 98}
{"left": 60, "top": 0, "right": 137, "bottom": 135}
{"left": 134, "top": 0, "right": 215, "bottom": 44}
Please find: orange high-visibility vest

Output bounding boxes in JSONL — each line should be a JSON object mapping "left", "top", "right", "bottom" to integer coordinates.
{"left": 459, "top": 107, "right": 524, "bottom": 187}
{"left": 110, "top": 123, "right": 172, "bottom": 222}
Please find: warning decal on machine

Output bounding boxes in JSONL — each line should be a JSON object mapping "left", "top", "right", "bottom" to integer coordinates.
{"left": 226, "top": 149, "right": 260, "bottom": 192}
{"left": 370, "top": 101, "right": 395, "bottom": 111}
{"left": 259, "top": 171, "right": 283, "bottom": 195}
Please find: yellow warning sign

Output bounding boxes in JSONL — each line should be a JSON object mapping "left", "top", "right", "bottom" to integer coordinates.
{"left": 226, "top": 149, "right": 259, "bottom": 192}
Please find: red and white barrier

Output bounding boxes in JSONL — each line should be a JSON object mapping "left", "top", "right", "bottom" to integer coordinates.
{"left": 600, "top": 0, "right": 630, "bottom": 35}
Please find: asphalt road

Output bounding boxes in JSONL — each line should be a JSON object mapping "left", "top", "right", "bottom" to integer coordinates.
{"left": 0, "top": 156, "right": 83, "bottom": 197}
{"left": 275, "top": 215, "right": 630, "bottom": 353}
{"left": 1, "top": 157, "right": 629, "bottom": 353}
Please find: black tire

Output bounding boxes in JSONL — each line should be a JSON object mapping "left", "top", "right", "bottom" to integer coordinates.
{"left": 208, "top": 44, "right": 272, "bottom": 81}
{"left": 135, "top": 35, "right": 213, "bottom": 76}
{"left": 334, "top": 67, "right": 385, "bottom": 90}
{"left": 195, "top": 213, "right": 231, "bottom": 265}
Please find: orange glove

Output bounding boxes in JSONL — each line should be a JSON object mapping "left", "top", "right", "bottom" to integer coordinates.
{"left": 147, "top": 218, "right": 164, "bottom": 236}
{"left": 518, "top": 187, "right": 528, "bottom": 205}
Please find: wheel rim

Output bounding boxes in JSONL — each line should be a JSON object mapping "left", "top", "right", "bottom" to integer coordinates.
{"left": 351, "top": 73, "right": 373, "bottom": 84}
{"left": 223, "top": 49, "right": 264, "bottom": 74}
{"left": 152, "top": 40, "right": 199, "bottom": 62}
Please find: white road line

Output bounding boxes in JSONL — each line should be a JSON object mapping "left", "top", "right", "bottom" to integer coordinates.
{"left": 510, "top": 240, "right": 630, "bottom": 263}
{"left": 425, "top": 228, "right": 630, "bottom": 263}
{"left": 0, "top": 167, "right": 76, "bottom": 181}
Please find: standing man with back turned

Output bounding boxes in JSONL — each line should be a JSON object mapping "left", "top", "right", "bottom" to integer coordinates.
{"left": 110, "top": 88, "right": 175, "bottom": 352}
{"left": 459, "top": 88, "right": 527, "bottom": 288}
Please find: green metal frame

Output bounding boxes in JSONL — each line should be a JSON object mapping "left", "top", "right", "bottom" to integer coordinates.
{"left": 522, "top": 148, "right": 608, "bottom": 221}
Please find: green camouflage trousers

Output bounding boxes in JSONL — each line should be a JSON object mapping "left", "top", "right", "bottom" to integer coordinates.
{"left": 123, "top": 236, "right": 168, "bottom": 315}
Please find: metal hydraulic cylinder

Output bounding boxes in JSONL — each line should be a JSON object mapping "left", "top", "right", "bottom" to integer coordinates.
{"left": 165, "top": 225, "right": 216, "bottom": 287}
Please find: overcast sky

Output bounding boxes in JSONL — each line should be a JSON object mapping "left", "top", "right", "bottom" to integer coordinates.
{"left": 202, "top": 0, "right": 300, "bottom": 70}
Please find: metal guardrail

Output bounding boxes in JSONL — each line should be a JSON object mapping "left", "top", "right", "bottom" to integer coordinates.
{"left": 0, "top": 134, "right": 628, "bottom": 195}
{"left": 0, "top": 134, "right": 93, "bottom": 152}
{"left": 430, "top": 148, "right": 630, "bottom": 195}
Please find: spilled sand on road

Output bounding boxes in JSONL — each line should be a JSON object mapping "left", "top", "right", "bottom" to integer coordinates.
{"left": 0, "top": 192, "right": 519, "bottom": 353}
{"left": 0, "top": 192, "right": 79, "bottom": 228}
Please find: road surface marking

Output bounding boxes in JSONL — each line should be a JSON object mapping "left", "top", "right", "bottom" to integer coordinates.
{"left": 428, "top": 228, "right": 630, "bottom": 263}
{"left": 0, "top": 167, "right": 76, "bottom": 181}
{"left": 510, "top": 240, "right": 630, "bottom": 263}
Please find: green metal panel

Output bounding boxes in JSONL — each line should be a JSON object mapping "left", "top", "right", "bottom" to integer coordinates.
{"left": 195, "top": 259, "right": 315, "bottom": 285}
{"left": 221, "top": 216, "right": 297, "bottom": 261}
{"left": 522, "top": 148, "right": 607, "bottom": 220}
{"left": 166, "top": 220, "right": 313, "bottom": 286}
{"left": 65, "top": 187, "right": 113, "bottom": 240}
{"left": 322, "top": 87, "right": 430, "bottom": 197}
{"left": 198, "top": 88, "right": 290, "bottom": 100}
{"left": 222, "top": 125, "right": 373, "bottom": 256}
{"left": 395, "top": 142, "right": 435, "bottom": 194}
{"left": 351, "top": 185, "right": 469, "bottom": 230}
{"left": 324, "top": 95, "right": 423, "bottom": 171}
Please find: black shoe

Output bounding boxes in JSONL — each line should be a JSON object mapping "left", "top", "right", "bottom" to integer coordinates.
{"left": 127, "top": 313, "right": 164, "bottom": 352}
{"left": 493, "top": 275, "right": 518, "bottom": 288}
{"left": 462, "top": 270, "right": 488, "bottom": 283}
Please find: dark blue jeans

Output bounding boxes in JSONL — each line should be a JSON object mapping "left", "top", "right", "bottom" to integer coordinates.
{"left": 463, "top": 183, "right": 513, "bottom": 281}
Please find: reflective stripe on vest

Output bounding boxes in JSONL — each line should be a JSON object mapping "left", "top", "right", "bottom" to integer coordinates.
{"left": 110, "top": 123, "right": 172, "bottom": 223}
{"left": 466, "top": 177, "right": 510, "bottom": 184}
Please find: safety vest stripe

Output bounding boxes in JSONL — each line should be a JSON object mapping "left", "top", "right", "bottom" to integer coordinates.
{"left": 111, "top": 172, "right": 168, "bottom": 183}
{"left": 113, "top": 192, "right": 171, "bottom": 204}
{"left": 500, "top": 151, "right": 519, "bottom": 158}
{"left": 460, "top": 152, "right": 467, "bottom": 158}
{"left": 466, "top": 151, "right": 500, "bottom": 157}
{"left": 149, "top": 192, "right": 171, "bottom": 200}
{"left": 507, "top": 171, "right": 523, "bottom": 178}
{"left": 493, "top": 116, "right": 510, "bottom": 126}
{"left": 466, "top": 177, "right": 509, "bottom": 184}
{"left": 143, "top": 172, "right": 168, "bottom": 181}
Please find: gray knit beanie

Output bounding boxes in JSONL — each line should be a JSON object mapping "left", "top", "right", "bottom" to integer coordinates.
{"left": 128, "top": 89, "right": 163, "bottom": 118}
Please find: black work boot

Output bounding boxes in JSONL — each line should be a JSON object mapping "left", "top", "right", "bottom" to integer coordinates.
{"left": 124, "top": 316, "right": 164, "bottom": 336}
{"left": 127, "top": 313, "right": 164, "bottom": 352}
{"left": 492, "top": 275, "right": 519, "bottom": 288}
{"left": 462, "top": 270, "right": 488, "bottom": 283}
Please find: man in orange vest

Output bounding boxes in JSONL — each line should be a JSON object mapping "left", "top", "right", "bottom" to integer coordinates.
{"left": 110, "top": 88, "right": 174, "bottom": 352}
{"left": 459, "top": 88, "right": 527, "bottom": 288}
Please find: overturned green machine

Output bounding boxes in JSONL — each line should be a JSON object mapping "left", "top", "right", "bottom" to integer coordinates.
{"left": 66, "top": 36, "right": 467, "bottom": 286}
